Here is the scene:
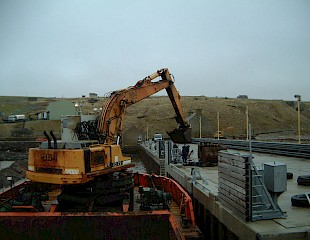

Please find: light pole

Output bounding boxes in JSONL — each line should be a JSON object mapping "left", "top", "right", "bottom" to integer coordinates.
{"left": 217, "top": 112, "right": 220, "bottom": 140}
{"left": 246, "top": 106, "right": 249, "bottom": 141}
{"left": 294, "top": 95, "right": 301, "bottom": 144}
{"left": 0, "top": 161, "right": 2, "bottom": 193}
{"left": 74, "top": 101, "right": 83, "bottom": 115}
{"left": 199, "top": 116, "right": 202, "bottom": 138}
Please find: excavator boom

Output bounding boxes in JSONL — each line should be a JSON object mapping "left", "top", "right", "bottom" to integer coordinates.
{"left": 98, "top": 68, "right": 191, "bottom": 144}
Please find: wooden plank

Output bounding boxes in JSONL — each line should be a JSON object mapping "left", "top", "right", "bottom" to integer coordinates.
{"left": 219, "top": 193, "right": 248, "bottom": 215}
{"left": 218, "top": 156, "right": 249, "bottom": 168}
{"left": 219, "top": 162, "right": 248, "bottom": 175}
{"left": 219, "top": 194, "right": 248, "bottom": 216}
{"left": 219, "top": 182, "right": 248, "bottom": 201}
{"left": 218, "top": 172, "right": 249, "bottom": 189}
{"left": 220, "top": 198, "right": 250, "bottom": 222}
{"left": 218, "top": 178, "right": 246, "bottom": 195}
{"left": 219, "top": 152, "right": 249, "bottom": 163}
{"left": 219, "top": 167, "right": 248, "bottom": 182}
{"left": 219, "top": 153, "right": 247, "bottom": 162}
{"left": 219, "top": 187, "right": 248, "bottom": 208}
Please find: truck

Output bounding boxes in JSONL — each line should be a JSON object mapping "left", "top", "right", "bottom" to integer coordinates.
{"left": 153, "top": 133, "right": 163, "bottom": 141}
{"left": 6, "top": 114, "right": 26, "bottom": 122}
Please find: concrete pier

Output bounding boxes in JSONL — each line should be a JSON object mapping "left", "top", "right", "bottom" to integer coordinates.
{"left": 140, "top": 142, "right": 310, "bottom": 240}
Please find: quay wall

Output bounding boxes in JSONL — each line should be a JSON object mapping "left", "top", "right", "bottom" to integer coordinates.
{"left": 139, "top": 142, "right": 310, "bottom": 240}
{"left": 139, "top": 143, "right": 255, "bottom": 240}
{"left": 165, "top": 164, "right": 255, "bottom": 240}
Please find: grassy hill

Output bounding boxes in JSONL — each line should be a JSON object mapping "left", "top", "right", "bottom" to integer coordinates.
{"left": 0, "top": 96, "right": 309, "bottom": 142}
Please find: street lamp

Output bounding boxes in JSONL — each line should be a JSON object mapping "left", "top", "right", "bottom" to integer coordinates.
{"left": 294, "top": 95, "right": 301, "bottom": 144}
{"left": 74, "top": 102, "right": 83, "bottom": 115}
{"left": 7, "top": 176, "right": 13, "bottom": 189}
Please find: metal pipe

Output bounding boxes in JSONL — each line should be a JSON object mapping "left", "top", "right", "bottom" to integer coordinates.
{"left": 191, "top": 138, "right": 310, "bottom": 158}
{"left": 44, "top": 131, "right": 52, "bottom": 149}
{"left": 50, "top": 131, "right": 57, "bottom": 149}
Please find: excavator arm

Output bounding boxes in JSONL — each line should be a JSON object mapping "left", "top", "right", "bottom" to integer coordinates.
{"left": 98, "top": 68, "right": 191, "bottom": 144}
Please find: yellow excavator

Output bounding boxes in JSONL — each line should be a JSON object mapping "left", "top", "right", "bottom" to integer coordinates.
{"left": 26, "top": 68, "right": 191, "bottom": 185}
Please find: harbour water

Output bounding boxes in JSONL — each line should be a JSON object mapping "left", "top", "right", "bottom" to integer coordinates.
{"left": 128, "top": 153, "right": 152, "bottom": 174}
{"left": 0, "top": 161, "right": 15, "bottom": 169}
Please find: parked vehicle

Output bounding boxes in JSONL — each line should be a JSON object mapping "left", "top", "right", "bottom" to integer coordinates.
{"left": 6, "top": 115, "right": 26, "bottom": 122}
{"left": 154, "top": 133, "right": 163, "bottom": 141}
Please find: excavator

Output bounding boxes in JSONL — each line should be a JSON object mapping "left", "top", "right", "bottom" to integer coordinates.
{"left": 0, "top": 69, "right": 206, "bottom": 240}
{"left": 26, "top": 68, "right": 190, "bottom": 185}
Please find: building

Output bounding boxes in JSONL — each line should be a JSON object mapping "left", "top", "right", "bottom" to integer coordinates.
{"left": 186, "top": 109, "right": 213, "bottom": 138}
{"left": 46, "top": 100, "right": 77, "bottom": 120}
{"left": 237, "top": 95, "right": 248, "bottom": 99}
{"left": 89, "top": 93, "right": 98, "bottom": 98}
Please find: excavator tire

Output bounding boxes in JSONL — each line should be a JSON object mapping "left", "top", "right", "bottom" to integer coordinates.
{"left": 287, "top": 172, "right": 293, "bottom": 180}
{"left": 291, "top": 194, "right": 310, "bottom": 207}
{"left": 297, "top": 175, "right": 310, "bottom": 186}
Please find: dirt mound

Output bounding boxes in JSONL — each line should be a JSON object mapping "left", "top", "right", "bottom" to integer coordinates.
{"left": 0, "top": 96, "right": 309, "bottom": 140}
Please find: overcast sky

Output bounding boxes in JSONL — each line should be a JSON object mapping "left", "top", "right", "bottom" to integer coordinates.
{"left": 0, "top": 0, "right": 309, "bottom": 101}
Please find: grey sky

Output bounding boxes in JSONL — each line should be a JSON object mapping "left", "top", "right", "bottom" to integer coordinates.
{"left": 0, "top": 0, "right": 309, "bottom": 100}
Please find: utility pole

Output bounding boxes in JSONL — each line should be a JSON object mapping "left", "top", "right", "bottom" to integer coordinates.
{"left": 0, "top": 161, "right": 2, "bottom": 193}
{"left": 199, "top": 116, "right": 202, "bottom": 138}
{"left": 246, "top": 106, "right": 249, "bottom": 141}
{"left": 294, "top": 95, "right": 301, "bottom": 144}
{"left": 217, "top": 112, "right": 220, "bottom": 140}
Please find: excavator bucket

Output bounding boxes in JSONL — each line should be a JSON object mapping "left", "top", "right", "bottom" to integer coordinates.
{"left": 167, "top": 127, "right": 192, "bottom": 144}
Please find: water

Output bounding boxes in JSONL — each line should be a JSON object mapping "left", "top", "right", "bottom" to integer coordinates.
{"left": 128, "top": 153, "right": 153, "bottom": 174}
{"left": 0, "top": 161, "right": 15, "bottom": 169}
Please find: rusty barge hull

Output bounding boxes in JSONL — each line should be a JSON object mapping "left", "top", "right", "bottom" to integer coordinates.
{"left": 0, "top": 211, "right": 174, "bottom": 240}
{"left": 0, "top": 172, "right": 202, "bottom": 239}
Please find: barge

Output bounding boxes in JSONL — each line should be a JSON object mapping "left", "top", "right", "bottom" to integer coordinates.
{"left": 0, "top": 172, "right": 202, "bottom": 240}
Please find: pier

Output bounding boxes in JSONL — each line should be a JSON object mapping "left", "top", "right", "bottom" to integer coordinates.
{"left": 139, "top": 140, "right": 310, "bottom": 240}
